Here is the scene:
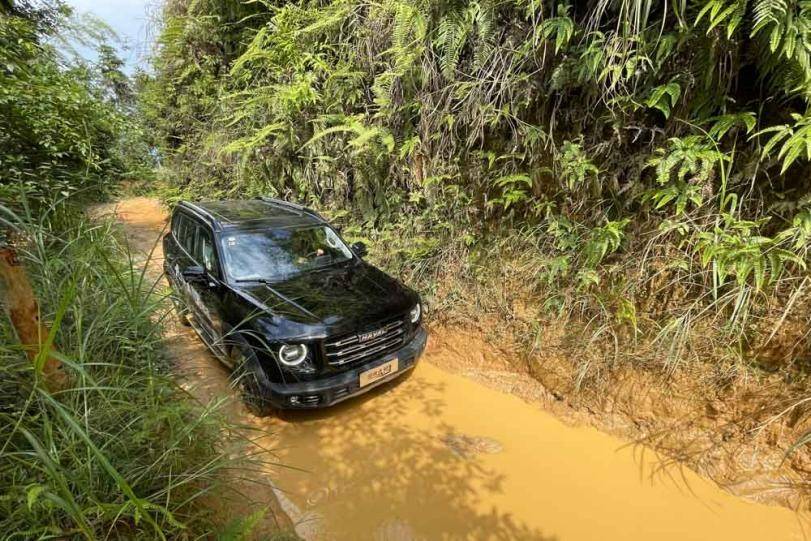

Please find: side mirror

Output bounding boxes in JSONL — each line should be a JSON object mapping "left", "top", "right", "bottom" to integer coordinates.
{"left": 182, "top": 265, "right": 206, "bottom": 282}
{"left": 351, "top": 241, "right": 368, "bottom": 258}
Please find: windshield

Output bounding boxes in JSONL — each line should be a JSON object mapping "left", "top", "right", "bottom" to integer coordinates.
{"left": 221, "top": 226, "right": 354, "bottom": 282}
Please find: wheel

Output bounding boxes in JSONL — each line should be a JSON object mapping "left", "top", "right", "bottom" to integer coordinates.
{"left": 229, "top": 341, "right": 275, "bottom": 417}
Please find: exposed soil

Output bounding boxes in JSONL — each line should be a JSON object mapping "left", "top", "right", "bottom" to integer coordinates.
{"left": 96, "top": 196, "right": 811, "bottom": 540}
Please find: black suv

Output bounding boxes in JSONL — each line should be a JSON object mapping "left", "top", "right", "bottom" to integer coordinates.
{"left": 163, "top": 198, "right": 427, "bottom": 412}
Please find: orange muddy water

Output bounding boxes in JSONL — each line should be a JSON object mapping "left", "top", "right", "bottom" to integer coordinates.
{"left": 109, "top": 197, "right": 809, "bottom": 541}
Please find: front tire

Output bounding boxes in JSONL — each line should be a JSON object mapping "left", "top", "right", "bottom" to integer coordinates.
{"left": 229, "top": 341, "right": 275, "bottom": 417}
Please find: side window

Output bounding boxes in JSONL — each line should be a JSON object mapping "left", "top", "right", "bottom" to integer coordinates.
{"left": 172, "top": 213, "right": 186, "bottom": 248}
{"left": 195, "top": 227, "right": 218, "bottom": 275}
{"left": 171, "top": 212, "right": 183, "bottom": 236}
{"left": 175, "top": 214, "right": 197, "bottom": 256}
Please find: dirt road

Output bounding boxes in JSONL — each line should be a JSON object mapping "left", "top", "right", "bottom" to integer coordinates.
{"left": 108, "top": 196, "right": 809, "bottom": 541}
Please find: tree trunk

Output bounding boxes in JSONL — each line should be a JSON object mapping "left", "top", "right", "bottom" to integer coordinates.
{"left": 0, "top": 244, "right": 69, "bottom": 392}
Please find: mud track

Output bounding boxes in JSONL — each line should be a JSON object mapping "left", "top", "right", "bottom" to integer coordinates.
{"left": 102, "top": 196, "right": 809, "bottom": 541}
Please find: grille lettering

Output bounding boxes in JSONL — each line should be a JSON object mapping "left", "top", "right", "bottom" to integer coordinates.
{"left": 358, "top": 328, "right": 386, "bottom": 342}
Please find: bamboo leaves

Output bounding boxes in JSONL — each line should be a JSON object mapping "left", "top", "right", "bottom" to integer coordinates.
{"left": 583, "top": 219, "right": 631, "bottom": 268}
{"left": 696, "top": 0, "right": 746, "bottom": 38}
{"left": 644, "top": 182, "right": 704, "bottom": 215}
{"left": 489, "top": 173, "right": 533, "bottom": 210}
{"left": 648, "top": 135, "right": 728, "bottom": 186}
{"left": 696, "top": 214, "right": 805, "bottom": 290}
{"left": 304, "top": 116, "right": 396, "bottom": 155}
{"left": 436, "top": 1, "right": 496, "bottom": 79}
{"left": 558, "top": 141, "right": 599, "bottom": 191}
{"left": 707, "top": 112, "right": 757, "bottom": 140}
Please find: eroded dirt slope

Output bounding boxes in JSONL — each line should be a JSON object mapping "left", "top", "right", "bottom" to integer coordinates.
{"left": 103, "top": 196, "right": 810, "bottom": 541}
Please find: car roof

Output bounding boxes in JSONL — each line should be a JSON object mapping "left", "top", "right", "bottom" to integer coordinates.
{"left": 177, "top": 198, "right": 327, "bottom": 232}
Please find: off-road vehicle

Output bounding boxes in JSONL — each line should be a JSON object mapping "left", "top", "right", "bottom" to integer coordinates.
{"left": 163, "top": 198, "right": 427, "bottom": 412}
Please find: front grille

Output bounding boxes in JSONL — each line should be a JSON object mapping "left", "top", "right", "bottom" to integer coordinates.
{"left": 325, "top": 319, "right": 405, "bottom": 366}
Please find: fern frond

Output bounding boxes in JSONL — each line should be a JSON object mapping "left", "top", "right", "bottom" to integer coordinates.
{"left": 540, "top": 4, "right": 574, "bottom": 54}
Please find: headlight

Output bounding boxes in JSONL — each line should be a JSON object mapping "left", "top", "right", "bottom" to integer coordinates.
{"left": 278, "top": 343, "right": 308, "bottom": 366}
{"left": 409, "top": 303, "right": 421, "bottom": 323}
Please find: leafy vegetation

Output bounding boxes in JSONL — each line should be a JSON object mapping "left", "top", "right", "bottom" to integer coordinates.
{"left": 143, "top": 0, "right": 811, "bottom": 390}
{"left": 0, "top": 3, "right": 262, "bottom": 538}
{"left": 0, "top": 1, "right": 148, "bottom": 211}
{"left": 0, "top": 203, "right": 232, "bottom": 539}
{"left": 4, "top": 0, "right": 811, "bottom": 528}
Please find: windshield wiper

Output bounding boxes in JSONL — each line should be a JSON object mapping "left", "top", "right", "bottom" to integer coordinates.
{"left": 234, "top": 277, "right": 276, "bottom": 284}
{"left": 234, "top": 271, "right": 297, "bottom": 284}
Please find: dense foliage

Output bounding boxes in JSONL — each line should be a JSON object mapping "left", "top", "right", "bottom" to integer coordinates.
{"left": 0, "top": 1, "right": 146, "bottom": 210}
{"left": 0, "top": 207, "right": 231, "bottom": 539}
{"left": 0, "top": 4, "right": 245, "bottom": 538}
{"left": 144, "top": 0, "right": 811, "bottom": 381}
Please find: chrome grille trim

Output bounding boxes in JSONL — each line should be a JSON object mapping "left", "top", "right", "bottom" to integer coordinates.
{"left": 325, "top": 319, "right": 405, "bottom": 366}
{"left": 327, "top": 327, "right": 405, "bottom": 357}
{"left": 328, "top": 320, "right": 403, "bottom": 348}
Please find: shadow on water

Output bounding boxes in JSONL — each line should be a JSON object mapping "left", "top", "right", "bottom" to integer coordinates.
{"left": 259, "top": 371, "right": 557, "bottom": 541}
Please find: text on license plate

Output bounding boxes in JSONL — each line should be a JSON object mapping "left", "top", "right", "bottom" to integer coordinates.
{"left": 359, "top": 359, "right": 399, "bottom": 387}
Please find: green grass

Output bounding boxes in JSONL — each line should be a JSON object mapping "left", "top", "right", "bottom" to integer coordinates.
{"left": 0, "top": 203, "right": 244, "bottom": 539}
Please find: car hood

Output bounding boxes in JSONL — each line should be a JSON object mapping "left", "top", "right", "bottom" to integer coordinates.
{"left": 238, "top": 262, "right": 417, "bottom": 330}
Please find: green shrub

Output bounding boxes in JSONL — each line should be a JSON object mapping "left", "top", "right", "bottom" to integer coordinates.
{"left": 0, "top": 206, "right": 231, "bottom": 539}
{"left": 139, "top": 0, "right": 811, "bottom": 375}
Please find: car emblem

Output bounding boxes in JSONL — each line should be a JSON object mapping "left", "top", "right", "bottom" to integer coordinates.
{"left": 358, "top": 328, "right": 386, "bottom": 342}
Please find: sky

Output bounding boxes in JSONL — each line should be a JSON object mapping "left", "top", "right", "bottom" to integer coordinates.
{"left": 65, "top": 0, "right": 157, "bottom": 74}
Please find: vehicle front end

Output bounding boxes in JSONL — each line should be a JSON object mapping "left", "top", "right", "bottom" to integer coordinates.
{"left": 237, "top": 301, "right": 427, "bottom": 409}
{"left": 218, "top": 219, "right": 428, "bottom": 409}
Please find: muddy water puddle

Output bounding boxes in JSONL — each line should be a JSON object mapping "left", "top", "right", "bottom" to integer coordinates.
{"left": 260, "top": 362, "right": 809, "bottom": 540}
{"left": 109, "top": 197, "right": 809, "bottom": 541}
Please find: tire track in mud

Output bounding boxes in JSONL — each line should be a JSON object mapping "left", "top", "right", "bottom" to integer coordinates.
{"left": 103, "top": 196, "right": 810, "bottom": 541}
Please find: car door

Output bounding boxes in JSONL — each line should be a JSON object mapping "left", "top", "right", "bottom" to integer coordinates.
{"left": 188, "top": 222, "right": 227, "bottom": 355}
{"left": 165, "top": 212, "right": 197, "bottom": 314}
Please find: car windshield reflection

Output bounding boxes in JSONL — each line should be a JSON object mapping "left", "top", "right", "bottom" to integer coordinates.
{"left": 221, "top": 226, "right": 354, "bottom": 282}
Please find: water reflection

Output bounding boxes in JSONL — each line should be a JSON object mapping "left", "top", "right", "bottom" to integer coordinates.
{"left": 250, "top": 363, "right": 808, "bottom": 541}
{"left": 260, "top": 373, "right": 555, "bottom": 541}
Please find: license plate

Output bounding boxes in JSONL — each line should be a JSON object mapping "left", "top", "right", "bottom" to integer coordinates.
{"left": 359, "top": 359, "right": 399, "bottom": 387}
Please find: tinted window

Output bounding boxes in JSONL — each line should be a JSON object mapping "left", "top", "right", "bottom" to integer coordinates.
{"left": 171, "top": 213, "right": 183, "bottom": 244}
{"left": 195, "top": 227, "right": 218, "bottom": 275}
{"left": 171, "top": 212, "right": 183, "bottom": 234}
{"left": 172, "top": 213, "right": 197, "bottom": 256}
{"left": 182, "top": 219, "right": 198, "bottom": 256}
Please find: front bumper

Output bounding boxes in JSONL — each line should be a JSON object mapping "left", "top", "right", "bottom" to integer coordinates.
{"left": 265, "top": 327, "right": 428, "bottom": 409}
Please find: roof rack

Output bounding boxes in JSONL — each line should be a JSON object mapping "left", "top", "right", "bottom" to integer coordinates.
{"left": 258, "top": 196, "right": 326, "bottom": 222}
{"left": 177, "top": 201, "right": 221, "bottom": 230}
